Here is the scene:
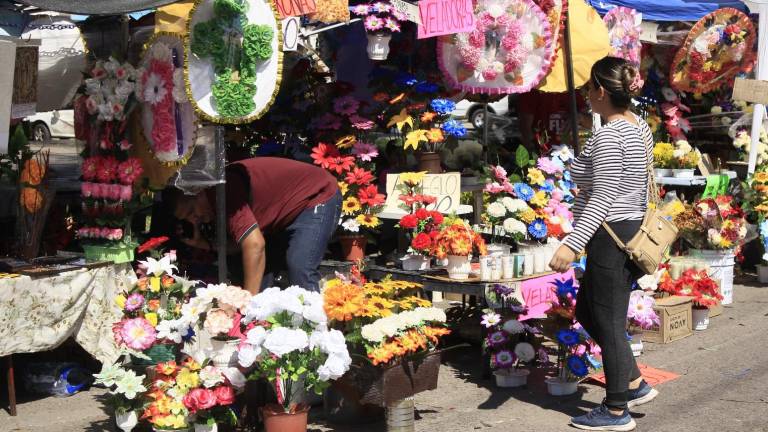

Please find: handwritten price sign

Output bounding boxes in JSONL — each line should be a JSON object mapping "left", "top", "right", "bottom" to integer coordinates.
{"left": 384, "top": 172, "right": 462, "bottom": 215}
{"left": 417, "top": 0, "right": 475, "bottom": 39}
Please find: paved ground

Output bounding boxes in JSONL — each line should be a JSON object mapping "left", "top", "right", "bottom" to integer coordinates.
{"left": 2, "top": 282, "right": 768, "bottom": 432}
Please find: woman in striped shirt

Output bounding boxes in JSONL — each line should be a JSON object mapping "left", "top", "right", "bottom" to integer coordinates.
{"left": 550, "top": 57, "right": 657, "bottom": 431}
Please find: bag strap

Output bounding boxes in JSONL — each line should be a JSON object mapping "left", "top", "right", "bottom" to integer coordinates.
{"left": 602, "top": 222, "right": 628, "bottom": 251}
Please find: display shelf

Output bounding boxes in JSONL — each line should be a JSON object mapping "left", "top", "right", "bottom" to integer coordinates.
{"left": 656, "top": 171, "right": 737, "bottom": 187}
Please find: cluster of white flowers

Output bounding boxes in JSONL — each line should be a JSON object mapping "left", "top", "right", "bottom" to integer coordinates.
{"left": 361, "top": 307, "right": 447, "bottom": 344}
{"left": 83, "top": 57, "right": 137, "bottom": 122}
{"left": 341, "top": 218, "right": 361, "bottom": 233}
{"left": 140, "top": 255, "right": 177, "bottom": 278}
{"left": 242, "top": 285, "right": 327, "bottom": 327}
{"left": 502, "top": 197, "right": 530, "bottom": 214}
{"left": 672, "top": 140, "right": 693, "bottom": 159}
{"left": 734, "top": 129, "right": 768, "bottom": 164}
{"left": 93, "top": 363, "right": 146, "bottom": 400}
{"left": 514, "top": 342, "right": 535, "bottom": 362}
{"left": 486, "top": 202, "right": 507, "bottom": 219}
{"left": 503, "top": 218, "right": 527, "bottom": 236}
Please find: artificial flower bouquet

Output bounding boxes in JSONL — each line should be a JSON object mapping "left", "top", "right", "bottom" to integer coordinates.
{"left": 80, "top": 57, "right": 138, "bottom": 123}
{"left": 659, "top": 269, "right": 723, "bottom": 309}
{"left": 360, "top": 307, "right": 450, "bottom": 366}
{"left": 480, "top": 306, "right": 545, "bottom": 385}
{"left": 181, "top": 283, "right": 251, "bottom": 340}
{"left": 733, "top": 127, "right": 768, "bottom": 165}
{"left": 653, "top": 142, "right": 674, "bottom": 169}
{"left": 743, "top": 170, "right": 768, "bottom": 263}
{"left": 93, "top": 363, "right": 147, "bottom": 418}
{"left": 431, "top": 217, "right": 488, "bottom": 259}
{"left": 673, "top": 196, "right": 747, "bottom": 250}
{"left": 113, "top": 252, "right": 193, "bottom": 362}
{"left": 627, "top": 290, "right": 660, "bottom": 330}
{"left": 386, "top": 96, "right": 467, "bottom": 154}
{"left": 351, "top": 1, "right": 407, "bottom": 35}
{"left": 237, "top": 286, "right": 352, "bottom": 413}
{"left": 396, "top": 171, "right": 444, "bottom": 257}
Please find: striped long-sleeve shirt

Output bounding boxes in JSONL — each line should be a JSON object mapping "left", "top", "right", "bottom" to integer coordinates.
{"left": 562, "top": 115, "right": 653, "bottom": 253}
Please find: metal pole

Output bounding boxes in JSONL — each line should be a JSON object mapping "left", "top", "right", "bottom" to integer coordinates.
{"left": 747, "top": 2, "right": 768, "bottom": 175}
{"left": 215, "top": 126, "right": 228, "bottom": 283}
{"left": 563, "top": 7, "right": 581, "bottom": 155}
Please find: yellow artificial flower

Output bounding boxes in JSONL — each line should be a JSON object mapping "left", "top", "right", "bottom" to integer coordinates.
{"left": 530, "top": 191, "right": 549, "bottom": 208}
{"left": 115, "top": 294, "right": 126, "bottom": 309}
{"left": 754, "top": 172, "right": 768, "bottom": 184}
{"left": 356, "top": 213, "right": 381, "bottom": 228}
{"left": 404, "top": 130, "right": 429, "bottom": 150}
{"left": 338, "top": 181, "right": 349, "bottom": 196}
{"left": 387, "top": 108, "right": 413, "bottom": 131}
{"left": 324, "top": 278, "right": 342, "bottom": 291}
{"left": 175, "top": 368, "right": 200, "bottom": 391}
{"left": 168, "top": 399, "right": 186, "bottom": 415}
{"left": 519, "top": 208, "right": 537, "bottom": 223}
{"left": 342, "top": 197, "right": 362, "bottom": 215}
{"left": 335, "top": 135, "right": 357, "bottom": 149}
{"left": 150, "top": 276, "right": 161, "bottom": 293}
{"left": 155, "top": 414, "right": 187, "bottom": 429}
{"left": 145, "top": 312, "right": 158, "bottom": 327}
{"left": 399, "top": 171, "right": 427, "bottom": 186}
{"left": 527, "top": 168, "right": 545, "bottom": 186}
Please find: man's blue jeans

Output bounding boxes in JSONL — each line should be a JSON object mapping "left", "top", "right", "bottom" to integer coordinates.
{"left": 261, "top": 191, "right": 342, "bottom": 292}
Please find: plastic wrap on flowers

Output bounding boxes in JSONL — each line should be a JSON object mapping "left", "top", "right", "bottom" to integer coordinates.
{"left": 603, "top": 7, "right": 642, "bottom": 65}
{"left": 172, "top": 126, "right": 225, "bottom": 195}
{"left": 437, "top": 0, "right": 554, "bottom": 95}
{"left": 670, "top": 8, "right": 755, "bottom": 94}
{"left": 138, "top": 32, "right": 198, "bottom": 166}
{"left": 185, "top": 0, "right": 283, "bottom": 124}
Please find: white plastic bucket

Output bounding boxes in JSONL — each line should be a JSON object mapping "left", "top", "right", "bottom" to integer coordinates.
{"left": 689, "top": 249, "right": 734, "bottom": 305}
{"left": 692, "top": 307, "right": 710, "bottom": 331}
{"left": 446, "top": 255, "right": 471, "bottom": 280}
{"left": 401, "top": 254, "right": 431, "bottom": 271}
{"left": 757, "top": 264, "right": 768, "bottom": 285}
{"left": 494, "top": 369, "right": 530, "bottom": 388}
{"left": 545, "top": 377, "right": 579, "bottom": 396}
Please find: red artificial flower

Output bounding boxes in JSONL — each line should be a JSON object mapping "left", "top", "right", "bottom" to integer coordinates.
{"left": 411, "top": 232, "right": 432, "bottom": 251}
{"left": 96, "top": 156, "right": 120, "bottom": 183}
{"left": 373, "top": 92, "right": 389, "bottom": 102}
{"left": 415, "top": 208, "right": 430, "bottom": 220}
{"left": 358, "top": 184, "right": 386, "bottom": 207}
{"left": 430, "top": 211, "right": 444, "bottom": 225}
{"left": 82, "top": 156, "right": 99, "bottom": 181}
{"left": 328, "top": 156, "right": 356, "bottom": 175}
{"left": 138, "top": 236, "right": 169, "bottom": 253}
{"left": 345, "top": 167, "right": 375, "bottom": 186}
{"left": 118, "top": 158, "right": 144, "bottom": 185}
{"left": 213, "top": 385, "right": 236, "bottom": 405}
{"left": 310, "top": 143, "right": 341, "bottom": 170}
{"left": 415, "top": 194, "right": 437, "bottom": 205}
{"left": 399, "top": 214, "right": 419, "bottom": 229}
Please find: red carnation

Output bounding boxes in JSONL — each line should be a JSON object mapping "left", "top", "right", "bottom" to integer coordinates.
{"left": 411, "top": 232, "right": 432, "bottom": 251}
{"left": 430, "top": 211, "right": 444, "bottom": 225}
{"left": 399, "top": 214, "right": 419, "bottom": 229}
{"left": 415, "top": 208, "right": 430, "bottom": 220}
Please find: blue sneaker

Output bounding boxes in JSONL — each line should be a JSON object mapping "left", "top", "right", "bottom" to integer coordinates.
{"left": 570, "top": 404, "right": 637, "bottom": 431}
{"left": 627, "top": 380, "right": 659, "bottom": 408}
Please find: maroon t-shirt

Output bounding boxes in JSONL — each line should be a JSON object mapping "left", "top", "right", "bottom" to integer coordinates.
{"left": 222, "top": 157, "right": 337, "bottom": 243}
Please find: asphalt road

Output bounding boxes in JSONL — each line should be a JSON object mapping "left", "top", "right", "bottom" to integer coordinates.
{"left": 2, "top": 281, "right": 767, "bottom": 432}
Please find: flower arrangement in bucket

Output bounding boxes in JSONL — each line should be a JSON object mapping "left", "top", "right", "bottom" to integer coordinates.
{"left": 480, "top": 305, "right": 543, "bottom": 388}
{"left": 93, "top": 363, "right": 147, "bottom": 432}
{"left": 741, "top": 170, "right": 768, "bottom": 282}
{"left": 431, "top": 217, "right": 488, "bottom": 280}
{"left": 674, "top": 196, "right": 747, "bottom": 251}
{"left": 236, "top": 286, "right": 352, "bottom": 430}
{"left": 351, "top": 1, "right": 407, "bottom": 60}
{"left": 659, "top": 269, "right": 722, "bottom": 330}
{"left": 113, "top": 244, "right": 193, "bottom": 365}
{"left": 733, "top": 127, "right": 768, "bottom": 165}
{"left": 396, "top": 171, "right": 443, "bottom": 270}
{"left": 626, "top": 290, "right": 660, "bottom": 357}
{"left": 544, "top": 277, "right": 602, "bottom": 395}
{"left": 180, "top": 284, "right": 251, "bottom": 368}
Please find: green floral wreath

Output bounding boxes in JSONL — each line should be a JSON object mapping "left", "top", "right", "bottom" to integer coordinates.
{"left": 191, "top": 0, "right": 274, "bottom": 118}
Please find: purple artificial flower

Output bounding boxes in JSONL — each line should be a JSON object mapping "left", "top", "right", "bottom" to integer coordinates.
{"left": 487, "top": 330, "right": 509, "bottom": 347}
{"left": 364, "top": 15, "right": 384, "bottom": 32}
{"left": 494, "top": 350, "right": 517, "bottom": 369}
{"left": 352, "top": 141, "right": 379, "bottom": 162}
{"left": 384, "top": 17, "right": 401, "bottom": 32}
{"left": 125, "top": 293, "right": 145, "bottom": 312}
{"left": 537, "top": 157, "right": 562, "bottom": 175}
{"left": 350, "top": 114, "right": 375, "bottom": 130}
{"left": 537, "top": 347, "right": 550, "bottom": 365}
{"left": 351, "top": 4, "right": 371, "bottom": 15}
{"left": 493, "top": 283, "right": 514, "bottom": 297}
{"left": 333, "top": 96, "right": 360, "bottom": 116}
{"left": 627, "top": 290, "right": 660, "bottom": 329}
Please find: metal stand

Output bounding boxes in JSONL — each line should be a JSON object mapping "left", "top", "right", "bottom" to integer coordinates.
{"left": 562, "top": 7, "right": 581, "bottom": 155}
{"left": 214, "top": 126, "right": 228, "bottom": 283}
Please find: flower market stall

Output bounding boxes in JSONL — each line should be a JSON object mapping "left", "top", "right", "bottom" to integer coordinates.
{"left": 4, "top": 0, "right": 768, "bottom": 429}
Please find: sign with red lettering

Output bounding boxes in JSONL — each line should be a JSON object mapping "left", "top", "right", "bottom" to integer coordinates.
{"left": 275, "top": 0, "right": 317, "bottom": 18}
{"left": 417, "top": 0, "right": 475, "bottom": 39}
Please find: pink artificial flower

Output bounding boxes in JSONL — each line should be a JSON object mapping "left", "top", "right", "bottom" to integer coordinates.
{"left": 551, "top": 189, "right": 564, "bottom": 202}
{"left": 575, "top": 344, "right": 587, "bottom": 356}
{"left": 491, "top": 165, "right": 507, "bottom": 182}
{"left": 118, "top": 158, "right": 144, "bottom": 185}
{"left": 100, "top": 227, "right": 110, "bottom": 239}
{"left": 95, "top": 183, "right": 109, "bottom": 199}
{"left": 503, "top": 182, "right": 515, "bottom": 195}
{"left": 125, "top": 293, "right": 145, "bottom": 312}
{"left": 119, "top": 140, "right": 133, "bottom": 151}
{"left": 85, "top": 97, "right": 99, "bottom": 114}
{"left": 333, "top": 96, "right": 359, "bottom": 116}
{"left": 99, "top": 138, "right": 113, "bottom": 150}
{"left": 111, "top": 102, "right": 124, "bottom": 116}
{"left": 384, "top": 17, "right": 401, "bottom": 32}
{"left": 167, "top": 250, "right": 177, "bottom": 263}
{"left": 351, "top": 4, "right": 371, "bottom": 15}
{"left": 204, "top": 308, "right": 234, "bottom": 337}
{"left": 484, "top": 182, "right": 506, "bottom": 194}
{"left": 537, "top": 157, "right": 561, "bottom": 175}
{"left": 482, "top": 68, "right": 498, "bottom": 81}
{"left": 113, "top": 320, "right": 125, "bottom": 346}
{"left": 469, "top": 30, "right": 485, "bottom": 48}
{"left": 119, "top": 317, "right": 157, "bottom": 350}
{"left": 115, "top": 67, "right": 127, "bottom": 80}
{"left": 91, "top": 67, "right": 106, "bottom": 79}
{"left": 77, "top": 227, "right": 88, "bottom": 238}
{"left": 108, "top": 184, "right": 122, "bottom": 201}
{"left": 119, "top": 185, "right": 133, "bottom": 202}
{"left": 111, "top": 228, "right": 123, "bottom": 240}
{"left": 81, "top": 182, "right": 94, "bottom": 198}
{"left": 372, "top": 1, "right": 391, "bottom": 12}
{"left": 350, "top": 114, "right": 375, "bottom": 130}
{"left": 364, "top": 15, "right": 384, "bottom": 32}
{"left": 352, "top": 141, "right": 379, "bottom": 162}
{"left": 82, "top": 157, "right": 99, "bottom": 181}
{"left": 96, "top": 157, "right": 119, "bottom": 183}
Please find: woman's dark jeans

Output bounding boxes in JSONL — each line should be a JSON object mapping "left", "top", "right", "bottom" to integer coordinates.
{"left": 576, "top": 220, "right": 644, "bottom": 410}
{"left": 261, "top": 191, "right": 342, "bottom": 292}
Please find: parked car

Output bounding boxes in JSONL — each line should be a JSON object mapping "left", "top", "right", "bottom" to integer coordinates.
{"left": 25, "top": 110, "right": 75, "bottom": 141}
{"left": 453, "top": 97, "right": 510, "bottom": 129}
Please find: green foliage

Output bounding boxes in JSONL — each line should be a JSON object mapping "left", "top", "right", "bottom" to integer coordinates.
{"left": 515, "top": 145, "right": 530, "bottom": 169}
{"left": 0, "top": 125, "right": 33, "bottom": 184}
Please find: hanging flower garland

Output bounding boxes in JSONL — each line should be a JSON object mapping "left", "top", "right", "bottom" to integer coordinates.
{"left": 137, "top": 36, "right": 193, "bottom": 164}
{"left": 438, "top": 0, "right": 554, "bottom": 94}
{"left": 534, "top": 0, "right": 567, "bottom": 78}
{"left": 670, "top": 8, "right": 756, "bottom": 94}
{"left": 603, "top": 6, "right": 642, "bottom": 65}
{"left": 186, "top": 0, "right": 282, "bottom": 124}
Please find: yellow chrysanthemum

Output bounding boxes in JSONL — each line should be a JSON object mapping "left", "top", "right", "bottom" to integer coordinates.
{"left": 519, "top": 209, "right": 537, "bottom": 223}
{"left": 530, "top": 191, "right": 549, "bottom": 208}
{"left": 342, "top": 197, "right": 362, "bottom": 215}
{"left": 754, "top": 172, "right": 768, "bottom": 184}
{"left": 356, "top": 213, "right": 381, "bottom": 228}
{"left": 399, "top": 171, "right": 427, "bottom": 186}
{"left": 175, "top": 368, "right": 199, "bottom": 391}
{"left": 527, "top": 168, "right": 545, "bottom": 186}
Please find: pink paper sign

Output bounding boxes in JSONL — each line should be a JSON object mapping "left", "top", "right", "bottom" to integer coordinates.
{"left": 417, "top": 0, "right": 475, "bottom": 39}
{"left": 518, "top": 269, "right": 577, "bottom": 321}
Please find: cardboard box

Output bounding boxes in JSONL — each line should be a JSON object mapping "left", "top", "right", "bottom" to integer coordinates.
{"left": 643, "top": 296, "right": 693, "bottom": 344}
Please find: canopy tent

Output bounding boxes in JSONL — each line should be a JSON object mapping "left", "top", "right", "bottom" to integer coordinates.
{"left": 587, "top": 0, "right": 748, "bottom": 21}
{"left": 12, "top": 0, "right": 175, "bottom": 15}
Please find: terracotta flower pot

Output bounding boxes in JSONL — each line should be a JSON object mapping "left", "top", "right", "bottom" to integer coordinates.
{"left": 340, "top": 235, "right": 367, "bottom": 261}
{"left": 262, "top": 403, "right": 310, "bottom": 432}
{"left": 417, "top": 152, "right": 442, "bottom": 174}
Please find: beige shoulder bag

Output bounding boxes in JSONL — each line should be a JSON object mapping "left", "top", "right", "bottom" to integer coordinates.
{"left": 602, "top": 130, "right": 678, "bottom": 275}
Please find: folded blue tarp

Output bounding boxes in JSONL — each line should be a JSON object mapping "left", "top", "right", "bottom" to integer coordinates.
{"left": 588, "top": 0, "right": 749, "bottom": 21}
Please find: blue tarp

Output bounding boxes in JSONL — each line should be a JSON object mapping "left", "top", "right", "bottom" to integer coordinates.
{"left": 588, "top": 0, "right": 749, "bottom": 21}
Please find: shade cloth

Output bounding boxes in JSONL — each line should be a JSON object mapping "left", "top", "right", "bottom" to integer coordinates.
{"left": 0, "top": 264, "right": 133, "bottom": 364}
{"left": 588, "top": 0, "right": 748, "bottom": 21}
{"left": 15, "top": 0, "right": 176, "bottom": 15}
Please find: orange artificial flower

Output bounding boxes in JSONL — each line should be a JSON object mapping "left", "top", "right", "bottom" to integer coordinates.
{"left": 324, "top": 282, "right": 366, "bottom": 321}
{"left": 148, "top": 299, "right": 161, "bottom": 311}
{"left": 155, "top": 361, "right": 177, "bottom": 376}
{"left": 423, "top": 326, "right": 451, "bottom": 344}
{"left": 420, "top": 111, "right": 437, "bottom": 123}
{"left": 426, "top": 128, "right": 444, "bottom": 143}
{"left": 369, "top": 347, "right": 393, "bottom": 366}
{"left": 161, "top": 275, "right": 175, "bottom": 288}
{"left": 137, "top": 277, "right": 149, "bottom": 291}
{"left": 389, "top": 93, "right": 406, "bottom": 104}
